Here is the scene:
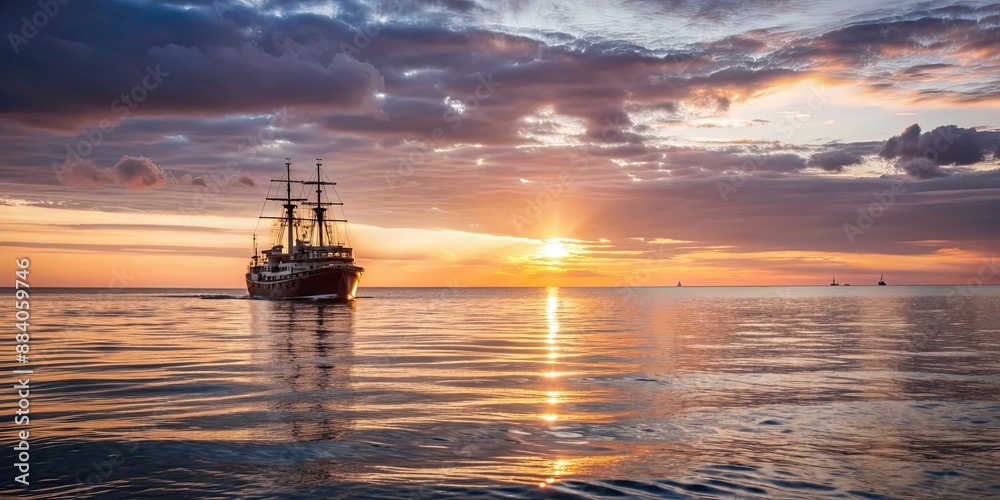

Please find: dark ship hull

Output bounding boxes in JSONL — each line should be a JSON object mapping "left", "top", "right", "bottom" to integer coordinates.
{"left": 246, "top": 266, "right": 362, "bottom": 301}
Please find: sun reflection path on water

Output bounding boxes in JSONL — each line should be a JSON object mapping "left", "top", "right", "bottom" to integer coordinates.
{"left": 539, "top": 287, "right": 567, "bottom": 488}
{"left": 530, "top": 289, "right": 625, "bottom": 492}
{"left": 540, "top": 287, "right": 562, "bottom": 423}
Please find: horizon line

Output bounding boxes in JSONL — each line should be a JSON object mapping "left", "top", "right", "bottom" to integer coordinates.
{"left": 9, "top": 284, "right": 1000, "bottom": 290}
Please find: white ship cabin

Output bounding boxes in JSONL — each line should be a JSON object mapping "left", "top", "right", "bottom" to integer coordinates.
{"left": 250, "top": 240, "right": 355, "bottom": 280}
{"left": 290, "top": 240, "right": 354, "bottom": 260}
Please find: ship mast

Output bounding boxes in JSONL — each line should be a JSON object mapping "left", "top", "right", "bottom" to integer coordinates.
{"left": 314, "top": 159, "right": 325, "bottom": 247}
{"left": 259, "top": 159, "right": 345, "bottom": 253}
{"left": 263, "top": 158, "right": 308, "bottom": 255}
{"left": 302, "top": 159, "right": 343, "bottom": 248}
{"left": 284, "top": 158, "right": 294, "bottom": 254}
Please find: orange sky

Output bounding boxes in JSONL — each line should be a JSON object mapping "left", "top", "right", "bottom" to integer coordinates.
{"left": 1, "top": 203, "right": 994, "bottom": 288}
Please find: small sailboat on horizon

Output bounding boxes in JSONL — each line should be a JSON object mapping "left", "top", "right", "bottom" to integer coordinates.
{"left": 878, "top": 274, "right": 886, "bottom": 286}
{"left": 830, "top": 272, "right": 839, "bottom": 286}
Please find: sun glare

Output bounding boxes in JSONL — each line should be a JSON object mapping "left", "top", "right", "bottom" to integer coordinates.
{"left": 542, "top": 240, "right": 570, "bottom": 259}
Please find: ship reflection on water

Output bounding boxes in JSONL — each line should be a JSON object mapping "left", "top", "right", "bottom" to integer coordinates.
{"left": 247, "top": 300, "right": 362, "bottom": 491}
{"left": 264, "top": 302, "right": 355, "bottom": 440}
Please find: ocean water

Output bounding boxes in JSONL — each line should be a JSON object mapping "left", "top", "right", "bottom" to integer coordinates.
{"left": 4, "top": 286, "right": 999, "bottom": 499}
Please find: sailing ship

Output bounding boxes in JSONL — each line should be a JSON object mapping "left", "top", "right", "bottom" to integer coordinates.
{"left": 878, "top": 274, "right": 886, "bottom": 286}
{"left": 677, "top": 281, "right": 682, "bottom": 287}
{"left": 246, "top": 159, "right": 363, "bottom": 301}
{"left": 830, "top": 272, "right": 839, "bottom": 286}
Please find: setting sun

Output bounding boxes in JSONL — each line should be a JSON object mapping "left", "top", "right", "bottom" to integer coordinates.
{"left": 542, "top": 240, "right": 570, "bottom": 259}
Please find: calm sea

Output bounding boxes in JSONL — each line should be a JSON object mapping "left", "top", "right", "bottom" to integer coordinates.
{"left": 3, "top": 286, "right": 999, "bottom": 499}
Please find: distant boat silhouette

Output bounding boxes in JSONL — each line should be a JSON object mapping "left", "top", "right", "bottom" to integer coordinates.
{"left": 677, "top": 281, "right": 682, "bottom": 287}
{"left": 878, "top": 274, "right": 886, "bottom": 286}
{"left": 844, "top": 283, "right": 851, "bottom": 286}
{"left": 830, "top": 272, "right": 839, "bottom": 286}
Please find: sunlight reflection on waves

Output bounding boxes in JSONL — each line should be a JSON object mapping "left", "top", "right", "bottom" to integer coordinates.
{"left": 7, "top": 286, "right": 999, "bottom": 498}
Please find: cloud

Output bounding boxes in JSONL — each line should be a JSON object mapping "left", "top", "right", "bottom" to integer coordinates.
{"left": 807, "top": 144, "right": 879, "bottom": 172}
{"left": 660, "top": 149, "right": 807, "bottom": 174}
{"left": 62, "top": 155, "right": 171, "bottom": 190}
{"left": 61, "top": 160, "right": 119, "bottom": 187}
{"left": 113, "top": 156, "right": 172, "bottom": 189}
{"left": 59, "top": 154, "right": 259, "bottom": 191}
{"left": 0, "top": 1, "right": 386, "bottom": 130}
{"left": 767, "top": 10, "right": 1000, "bottom": 104}
{"left": 878, "top": 123, "right": 1000, "bottom": 178}
{"left": 530, "top": 268, "right": 610, "bottom": 278}
{"left": 178, "top": 172, "right": 257, "bottom": 188}
{"left": 900, "top": 157, "right": 950, "bottom": 179}
{"left": 0, "top": 240, "right": 242, "bottom": 258}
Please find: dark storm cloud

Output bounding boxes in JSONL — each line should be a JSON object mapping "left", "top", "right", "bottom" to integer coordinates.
{"left": 0, "top": 0, "right": 384, "bottom": 130}
{"left": 796, "top": 124, "right": 1000, "bottom": 177}
{"left": 879, "top": 124, "right": 989, "bottom": 166}
{"left": 878, "top": 124, "right": 1000, "bottom": 178}
{"left": 807, "top": 143, "right": 880, "bottom": 172}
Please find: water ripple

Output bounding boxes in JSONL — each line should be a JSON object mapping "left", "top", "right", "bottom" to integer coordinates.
{"left": 3, "top": 286, "right": 998, "bottom": 498}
